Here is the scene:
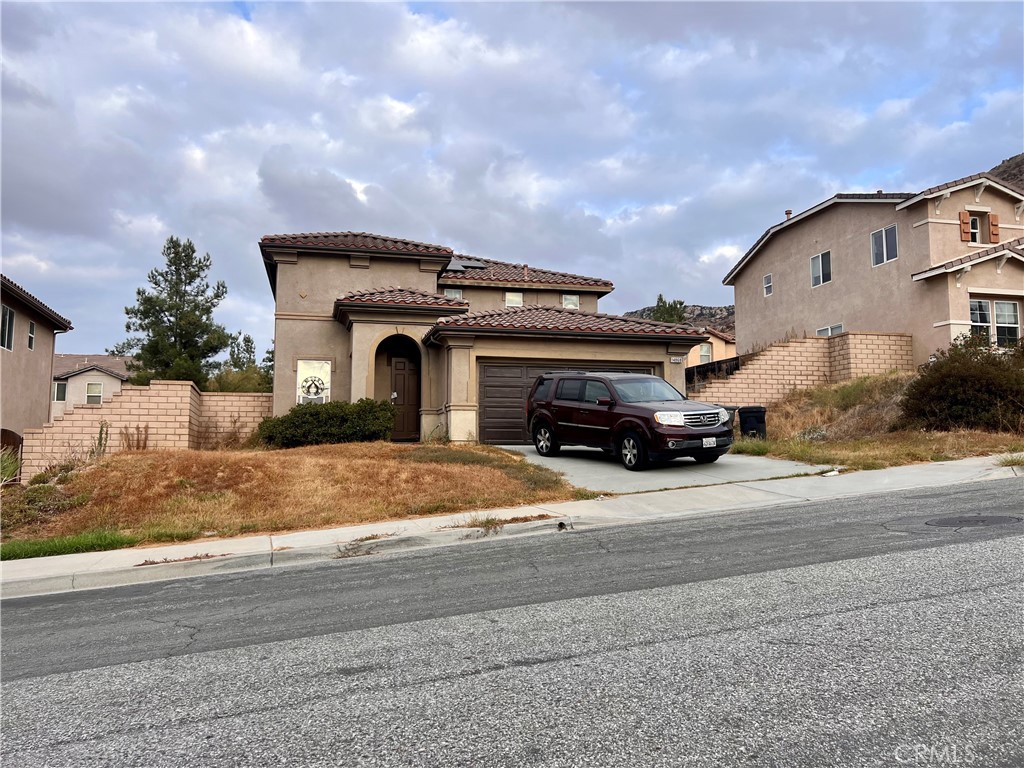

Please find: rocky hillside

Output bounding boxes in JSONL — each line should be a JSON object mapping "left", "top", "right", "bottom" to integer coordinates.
{"left": 624, "top": 304, "right": 735, "bottom": 334}
{"left": 990, "top": 152, "right": 1024, "bottom": 189}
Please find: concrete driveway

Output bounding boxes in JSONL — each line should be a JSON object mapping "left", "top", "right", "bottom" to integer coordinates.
{"left": 500, "top": 444, "right": 830, "bottom": 493}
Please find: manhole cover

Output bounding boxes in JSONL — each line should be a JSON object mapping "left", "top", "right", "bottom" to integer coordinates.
{"left": 926, "top": 515, "right": 1022, "bottom": 528}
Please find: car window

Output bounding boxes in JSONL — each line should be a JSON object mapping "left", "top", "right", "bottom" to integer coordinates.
{"left": 583, "top": 380, "right": 611, "bottom": 403}
{"left": 612, "top": 378, "right": 684, "bottom": 403}
{"left": 555, "top": 379, "right": 584, "bottom": 401}
{"left": 532, "top": 378, "right": 553, "bottom": 401}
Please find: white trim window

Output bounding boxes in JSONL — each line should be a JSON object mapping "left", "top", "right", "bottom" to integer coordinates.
{"left": 53, "top": 381, "right": 67, "bottom": 402}
{"left": 27, "top": 321, "right": 36, "bottom": 350}
{"left": 699, "top": 343, "right": 712, "bottom": 364}
{"left": 561, "top": 294, "right": 580, "bottom": 310}
{"left": 970, "top": 299, "right": 1020, "bottom": 346}
{"left": 810, "top": 251, "right": 832, "bottom": 287}
{"left": 443, "top": 288, "right": 463, "bottom": 300}
{"left": 969, "top": 216, "right": 982, "bottom": 244}
{"left": 86, "top": 382, "right": 103, "bottom": 405}
{"left": 763, "top": 274, "right": 773, "bottom": 297}
{"left": 1, "top": 305, "right": 13, "bottom": 351}
{"left": 816, "top": 324, "right": 844, "bottom": 337}
{"left": 505, "top": 291, "right": 523, "bottom": 307}
{"left": 871, "top": 225, "right": 898, "bottom": 266}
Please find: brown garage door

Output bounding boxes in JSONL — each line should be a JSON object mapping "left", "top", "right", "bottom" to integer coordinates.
{"left": 478, "top": 362, "right": 654, "bottom": 444}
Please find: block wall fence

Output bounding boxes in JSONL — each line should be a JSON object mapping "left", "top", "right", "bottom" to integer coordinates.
{"left": 694, "top": 332, "right": 914, "bottom": 407}
{"left": 20, "top": 381, "right": 273, "bottom": 481}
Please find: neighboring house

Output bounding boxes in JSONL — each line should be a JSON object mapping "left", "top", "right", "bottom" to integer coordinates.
{"left": 51, "top": 354, "right": 131, "bottom": 419}
{"left": 723, "top": 172, "right": 1024, "bottom": 364}
{"left": 0, "top": 275, "right": 74, "bottom": 441}
{"left": 685, "top": 327, "right": 736, "bottom": 368}
{"left": 260, "top": 232, "right": 707, "bottom": 444}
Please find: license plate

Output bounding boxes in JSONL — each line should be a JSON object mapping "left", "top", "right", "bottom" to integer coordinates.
{"left": 702, "top": 437, "right": 717, "bottom": 448}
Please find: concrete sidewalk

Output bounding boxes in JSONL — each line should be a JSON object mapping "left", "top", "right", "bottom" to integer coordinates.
{"left": 1, "top": 456, "right": 1020, "bottom": 599}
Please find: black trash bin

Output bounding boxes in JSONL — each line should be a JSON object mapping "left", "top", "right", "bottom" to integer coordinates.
{"left": 738, "top": 406, "right": 767, "bottom": 439}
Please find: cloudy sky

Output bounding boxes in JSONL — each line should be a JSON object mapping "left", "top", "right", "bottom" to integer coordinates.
{"left": 2, "top": 1, "right": 1022, "bottom": 357}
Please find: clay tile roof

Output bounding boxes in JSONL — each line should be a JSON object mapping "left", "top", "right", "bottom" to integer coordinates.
{"left": 911, "top": 236, "right": 1024, "bottom": 280}
{"left": 425, "top": 305, "right": 704, "bottom": 344}
{"left": 440, "top": 255, "right": 614, "bottom": 289}
{"left": 336, "top": 286, "right": 470, "bottom": 309}
{"left": 52, "top": 354, "right": 132, "bottom": 380}
{"left": 260, "top": 232, "right": 454, "bottom": 256}
{"left": 0, "top": 274, "right": 73, "bottom": 331}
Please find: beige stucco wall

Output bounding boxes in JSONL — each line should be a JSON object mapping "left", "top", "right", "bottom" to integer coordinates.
{"left": 733, "top": 189, "right": 1024, "bottom": 365}
{"left": 685, "top": 334, "right": 736, "bottom": 367}
{"left": 0, "top": 295, "right": 61, "bottom": 437}
{"left": 427, "top": 335, "right": 697, "bottom": 442}
{"left": 441, "top": 284, "right": 602, "bottom": 313}
{"left": 912, "top": 186, "right": 1024, "bottom": 266}
{"left": 52, "top": 371, "right": 124, "bottom": 419}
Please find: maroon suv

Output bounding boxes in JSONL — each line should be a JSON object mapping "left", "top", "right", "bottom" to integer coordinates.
{"left": 526, "top": 371, "right": 733, "bottom": 470}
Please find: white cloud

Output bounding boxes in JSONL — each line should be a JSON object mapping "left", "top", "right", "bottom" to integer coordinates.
{"left": 698, "top": 245, "right": 743, "bottom": 266}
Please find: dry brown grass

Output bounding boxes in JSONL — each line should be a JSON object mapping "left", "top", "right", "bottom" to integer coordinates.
{"left": 732, "top": 372, "right": 1024, "bottom": 469}
{"left": 1, "top": 442, "right": 575, "bottom": 544}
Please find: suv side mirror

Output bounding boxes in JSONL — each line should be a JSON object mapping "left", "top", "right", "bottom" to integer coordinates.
{"left": 595, "top": 397, "right": 614, "bottom": 407}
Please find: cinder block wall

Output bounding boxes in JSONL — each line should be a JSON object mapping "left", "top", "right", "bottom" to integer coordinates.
{"left": 20, "top": 381, "right": 272, "bottom": 480}
{"left": 695, "top": 332, "right": 914, "bottom": 407}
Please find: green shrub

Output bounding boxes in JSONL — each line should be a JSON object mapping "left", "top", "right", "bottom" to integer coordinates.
{"left": 900, "top": 335, "right": 1024, "bottom": 433}
{"left": 256, "top": 399, "right": 397, "bottom": 448}
{"left": 1, "top": 446, "right": 20, "bottom": 484}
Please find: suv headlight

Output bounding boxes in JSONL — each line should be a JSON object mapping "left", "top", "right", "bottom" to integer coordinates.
{"left": 654, "top": 411, "right": 685, "bottom": 426}
{"left": 717, "top": 408, "right": 730, "bottom": 425}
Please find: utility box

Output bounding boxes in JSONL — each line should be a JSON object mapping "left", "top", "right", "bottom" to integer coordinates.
{"left": 738, "top": 406, "right": 767, "bottom": 439}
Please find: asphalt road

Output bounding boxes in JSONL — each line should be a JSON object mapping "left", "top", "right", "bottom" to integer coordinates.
{"left": 2, "top": 479, "right": 1022, "bottom": 767}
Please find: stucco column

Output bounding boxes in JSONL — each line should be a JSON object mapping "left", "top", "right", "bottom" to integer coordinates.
{"left": 444, "top": 337, "right": 477, "bottom": 442}
{"left": 665, "top": 342, "right": 692, "bottom": 395}
{"left": 348, "top": 323, "right": 375, "bottom": 400}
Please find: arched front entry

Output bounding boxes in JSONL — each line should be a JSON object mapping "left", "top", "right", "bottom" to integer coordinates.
{"left": 374, "top": 335, "right": 421, "bottom": 441}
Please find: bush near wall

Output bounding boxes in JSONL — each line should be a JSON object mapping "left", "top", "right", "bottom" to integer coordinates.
{"left": 900, "top": 336, "right": 1024, "bottom": 433}
{"left": 256, "top": 399, "right": 398, "bottom": 448}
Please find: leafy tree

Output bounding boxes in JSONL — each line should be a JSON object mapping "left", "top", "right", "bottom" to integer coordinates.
{"left": 207, "top": 332, "right": 272, "bottom": 393}
{"left": 109, "top": 236, "right": 230, "bottom": 388}
{"left": 260, "top": 344, "right": 275, "bottom": 381}
{"left": 651, "top": 294, "right": 688, "bottom": 324}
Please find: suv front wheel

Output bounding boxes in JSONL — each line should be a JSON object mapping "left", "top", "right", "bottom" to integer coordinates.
{"left": 617, "top": 431, "right": 647, "bottom": 471}
{"left": 533, "top": 423, "right": 560, "bottom": 457}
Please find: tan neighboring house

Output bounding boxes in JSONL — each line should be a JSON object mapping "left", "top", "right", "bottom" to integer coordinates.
{"left": 260, "top": 232, "right": 708, "bottom": 444}
{"left": 685, "top": 327, "right": 736, "bottom": 368}
{"left": 0, "top": 275, "right": 74, "bottom": 443}
{"left": 51, "top": 354, "right": 132, "bottom": 419}
{"left": 723, "top": 172, "right": 1024, "bottom": 364}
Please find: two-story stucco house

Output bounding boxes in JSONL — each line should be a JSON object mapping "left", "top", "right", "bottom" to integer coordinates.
{"left": 51, "top": 354, "right": 131, "bottom": 419}
{"left": 260, "top": 232, "right": 707, "bottom": 444}
{"left": 723, "top": 172, "right": 1024, "bottom": 364}
{"left": 1, "top": 275, "right": 74, "bottom": 443}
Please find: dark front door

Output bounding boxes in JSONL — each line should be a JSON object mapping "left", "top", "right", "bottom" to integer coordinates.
{"left": 391, "top": 357, "right": 420, "bottom": 441}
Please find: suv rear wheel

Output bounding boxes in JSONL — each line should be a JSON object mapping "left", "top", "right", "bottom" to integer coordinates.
{"left": 533, "top": 423, "right": 560, "bottom": 457}
{"left": 617, "top": 431, "right": 647, "bottom": 471}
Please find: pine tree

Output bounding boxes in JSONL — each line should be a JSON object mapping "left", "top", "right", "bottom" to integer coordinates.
{"left": 109, "top": 236, "right": 230, "bottom": 388}
{"left": 651, "top": 294, "right": 688, "bottom": 324}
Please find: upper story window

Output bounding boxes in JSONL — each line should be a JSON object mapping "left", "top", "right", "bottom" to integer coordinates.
{"left": 763, "top": 274, "right": 773, "bottom": 297}
{"left": 86, "top": 383, "right": 103, "bottom": 405}
{"left": 505, "top": 291, "right": 523, "bottom": 307}
{"left": 971, "top": 299, "right": 1020, "bottom": 347}
{"left": 443, "top": 288, "right": 463, "bottom": 300}
{"left": 816, "top": 324, "right": 844, "bottom": 337}
{"left": 699, "top": 343, "right": 713, "bottom": 364}
{"left": 53, "top": 381, "right": 67, "bottom": 402}
{"left": 810, "top": 250, "right": 832, "bottom": 287}
{"left": 27, "top": 321, "right": 36, "bottom": 350}
{"left": 1, "top": 305, "right": 13, "bottom": 351}
{"left": 871, "top": 225, "right": 898, "bottom": 266}
{"left": 961, "top": 211, "right": 999, "bottom": 244}
{"left": 562, "top": 294, "right": 580, "bottom": 310}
